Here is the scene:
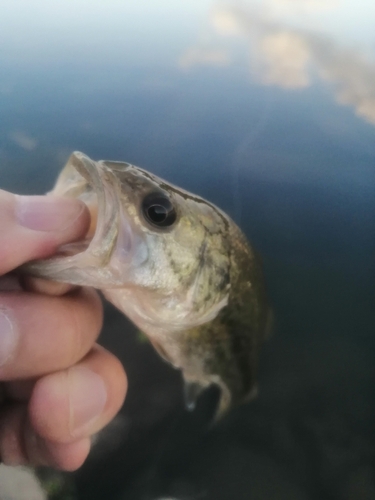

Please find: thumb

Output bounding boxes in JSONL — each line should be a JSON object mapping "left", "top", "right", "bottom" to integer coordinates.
{"left": 0, "top": 190, "right": 90, "bottom": 275}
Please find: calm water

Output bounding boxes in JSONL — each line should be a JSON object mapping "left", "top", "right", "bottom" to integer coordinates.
{"left": 1, "top": 1, "right": 374, "bottom": 499}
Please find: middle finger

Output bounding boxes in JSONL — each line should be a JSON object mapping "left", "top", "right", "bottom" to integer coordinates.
{"left": 0, "top": 288, "right": 103, "bottom": 380}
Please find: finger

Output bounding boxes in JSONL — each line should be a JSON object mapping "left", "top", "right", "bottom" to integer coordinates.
{"left": 34, "top": 436, "right": 91, "bottom": 471}
{"left": 29, "top": 345, "right": 127, "bottom": 444}
{"left": 0, "top": 273, "right": 77, "bottom": 296}
{"left": 0, "top": 288, "right": 103, "bottom": 379}
{"left": 0, "top": 403, "right": 90, "bottom": 470}
{"left": 21, "top": 275, "right": 78, "bottom": 296}
{"left": 0, "top": 190, "right": 90, "bottom": 275}
{"left": 23, "top": 417, "right": 91, "bottom": 470}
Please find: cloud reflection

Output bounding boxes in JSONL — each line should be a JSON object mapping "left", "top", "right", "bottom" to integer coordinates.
{"left": 180, "top": 1, "right": 375, "bottom": 125}
{"left": 258, "top": 32, "right": 310, "bottom": 88}
{"left": 8, "top": 131, "right": 38, "bottom": 151}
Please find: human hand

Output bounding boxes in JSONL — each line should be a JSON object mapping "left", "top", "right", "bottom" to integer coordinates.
{"left": 0, "top": 190, "right": 127, "bottom": 470}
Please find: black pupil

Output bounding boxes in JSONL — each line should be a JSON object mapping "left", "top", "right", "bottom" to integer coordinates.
{"left": 142, "top": 193, "right": 176, "bottom": 227}
{"left": 148, "top": 204, "right": 168, "bottom": 223}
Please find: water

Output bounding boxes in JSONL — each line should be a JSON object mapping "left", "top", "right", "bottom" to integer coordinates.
{"left": 0, "top": 1, "right": 374, "bottom": 499}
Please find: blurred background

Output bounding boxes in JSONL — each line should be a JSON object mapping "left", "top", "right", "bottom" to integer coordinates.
{"left": 0, "top": 1, "right": 374, "bottom": 499}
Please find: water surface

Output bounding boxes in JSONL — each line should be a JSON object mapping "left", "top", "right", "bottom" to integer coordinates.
{"left": 0, "top": 1, "right": 374, "bottom": 499}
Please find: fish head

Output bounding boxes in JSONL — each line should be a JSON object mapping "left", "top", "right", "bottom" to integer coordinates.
{"left": 26, "top": 152, "right": 231, "bottom": 333}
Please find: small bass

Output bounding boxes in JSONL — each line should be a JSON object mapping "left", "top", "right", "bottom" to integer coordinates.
{"left": 25, "top": 152, "right": 270, "bottom": 415}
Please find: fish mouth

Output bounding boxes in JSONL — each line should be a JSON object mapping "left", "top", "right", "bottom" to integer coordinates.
{"left": 23, "top": 152, "right": 136, "bottom": 287}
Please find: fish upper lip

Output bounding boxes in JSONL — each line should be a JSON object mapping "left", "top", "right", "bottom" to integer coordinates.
{"left": 22, "top": 152, "right": 125, "bottom": 286}
{"left": 68, "top": 151, "right": 121, "bottom": 265}
{"left": 70, "top": 151, "right": 102, "bottom": 184}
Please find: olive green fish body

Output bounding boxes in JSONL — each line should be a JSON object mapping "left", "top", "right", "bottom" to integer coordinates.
{"left": 176, "top": 222, "right": 269, "bottom": 413}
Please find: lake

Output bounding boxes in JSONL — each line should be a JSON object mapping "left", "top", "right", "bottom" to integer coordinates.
{"left": 0, "top": 1, "right": 374, "bottom": 499}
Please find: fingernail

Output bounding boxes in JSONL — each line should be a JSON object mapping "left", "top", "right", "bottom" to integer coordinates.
{"left": 15, "top": 195, "right": 85, "bottom": 232}
{"left": 68, "top": 367, "right": 107, "bottom": 438}
{"left": 0, "top": 310, "right": 18, "bottom": 367}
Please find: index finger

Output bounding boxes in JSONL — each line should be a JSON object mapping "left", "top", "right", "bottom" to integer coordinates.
{"left": 0, "top": 190, "right": 90, "bottom": 275}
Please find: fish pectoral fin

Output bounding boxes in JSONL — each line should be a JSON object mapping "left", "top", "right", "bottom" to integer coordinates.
{"left": 183, "top": 381, "right": 205, "bottom": 411}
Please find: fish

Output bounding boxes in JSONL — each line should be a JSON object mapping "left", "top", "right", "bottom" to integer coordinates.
{"left": 24, "top": 152, "right": 270, "bottom": 416}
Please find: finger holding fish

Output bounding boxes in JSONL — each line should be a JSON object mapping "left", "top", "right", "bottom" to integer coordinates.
{"left": 0, "top": 403, "right": 91, "bottom": 470}
{"left": 0, "top": 188, "right": 128, "bottom": 469}
{"left": 29, "top": 345, "right": 127, "bottom": 444}
{"left": 0, "top": 287, "right": 103, "bottom": 380}
{"left": 0, "top": 190, "right": 90, "bottom": 275}
{"left": 0, "top": 342, "right": 127, "bottom": 470}
{"left": 21, "top": 275, "right": 79, "bottom": 296}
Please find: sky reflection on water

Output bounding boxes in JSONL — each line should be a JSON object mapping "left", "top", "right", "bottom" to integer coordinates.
{"left": 0, "top": 0, "right": 373, "bottom": 320}
{"left": 1, "top": 0, "right": 374, "bottom": 191}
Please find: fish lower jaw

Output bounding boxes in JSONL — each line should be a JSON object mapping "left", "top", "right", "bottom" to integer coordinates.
{"left": 22, "top": 236, "right": 136, "bottom": 288}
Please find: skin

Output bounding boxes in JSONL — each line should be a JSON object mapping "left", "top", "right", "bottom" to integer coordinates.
{"left": 0, "top": 190, "right": 127, "bottom": 471}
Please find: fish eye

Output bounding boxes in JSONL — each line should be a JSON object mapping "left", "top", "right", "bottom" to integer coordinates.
{"left": 142, "top": 192, "right": 177, "bottom": 228}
